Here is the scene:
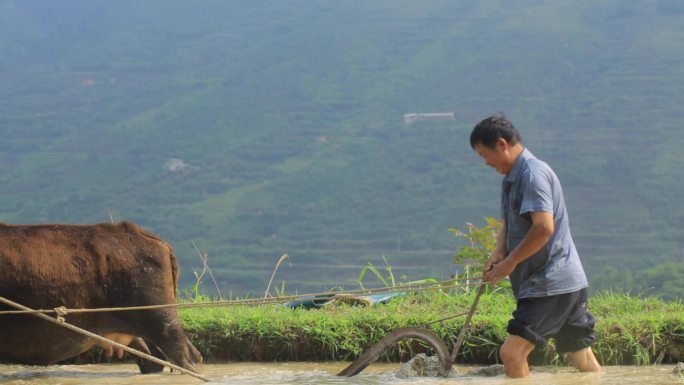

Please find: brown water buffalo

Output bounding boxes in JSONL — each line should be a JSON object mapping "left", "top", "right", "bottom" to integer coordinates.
{"left": 0, "top": 221, "right": 202, "bottom": 373}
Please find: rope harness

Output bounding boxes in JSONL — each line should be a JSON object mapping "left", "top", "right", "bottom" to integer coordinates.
{"left": 0, "top": 276, "right": 484, "bottom": 316}
{"left": 0, "top": 275, "right": 486, "bottom": 382}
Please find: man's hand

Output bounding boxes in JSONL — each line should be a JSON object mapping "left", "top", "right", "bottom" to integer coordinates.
{"left": 484, "top": 257, "right": 517, "bottom": 287}
{"left": 484, "top": 211, "right": 553, "bottom": 287}
{"left": 484, "top": 251, "right": 505, "bottom": 273}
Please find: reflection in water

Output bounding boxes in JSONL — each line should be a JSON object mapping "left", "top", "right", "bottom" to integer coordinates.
{"left": 0, "top": 362, "right": 682, "bottom": 385}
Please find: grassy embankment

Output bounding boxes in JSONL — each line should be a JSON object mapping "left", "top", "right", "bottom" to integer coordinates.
{"left": 179, "top": 289, "right": 684, "bottom": 366}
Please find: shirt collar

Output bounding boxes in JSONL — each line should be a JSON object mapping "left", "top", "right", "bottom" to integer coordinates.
{"left": 504, "top": 147, "right": 532, "bottom": 182}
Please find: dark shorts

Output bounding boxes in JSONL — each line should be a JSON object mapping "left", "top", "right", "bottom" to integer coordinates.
{"left": 506, "top": 288, "right": 598, "bottom": 353}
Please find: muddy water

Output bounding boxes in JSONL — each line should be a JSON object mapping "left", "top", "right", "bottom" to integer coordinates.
{"left": 0, "top": 362, "right": 682, "bottom": 385}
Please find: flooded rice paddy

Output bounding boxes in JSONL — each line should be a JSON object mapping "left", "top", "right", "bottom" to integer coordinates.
{"left": 0, "top": 362, "right": 682, "bottom": 385}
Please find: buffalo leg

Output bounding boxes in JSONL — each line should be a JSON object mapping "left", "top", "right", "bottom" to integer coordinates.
{"left": 142, "top": 310, "right": 203, "bottom": 372}
{"left": 130, "top": 337, "right": 166, "bottom": 374}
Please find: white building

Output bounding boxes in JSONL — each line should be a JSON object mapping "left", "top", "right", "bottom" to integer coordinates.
{"left": 164, "top": 158, "right": 198, "bottom": 173}
{"left": 404, "top": 112, "right": 455, "bottom": 125}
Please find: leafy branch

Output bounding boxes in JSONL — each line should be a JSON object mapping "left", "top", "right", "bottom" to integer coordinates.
{"left": 448, "top": 217, "right": 502, "bottom": 274}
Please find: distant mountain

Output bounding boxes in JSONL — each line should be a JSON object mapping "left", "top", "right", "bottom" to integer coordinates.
{"left": 1, "top": 0, "right": 683, "bottom": 296}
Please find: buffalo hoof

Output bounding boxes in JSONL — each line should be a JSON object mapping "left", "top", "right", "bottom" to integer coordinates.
{"left": 137, "top": 359, "right": 165, "bottom": 374}
{"left": 131, "top": 338, "right": 165, "bottom": 374}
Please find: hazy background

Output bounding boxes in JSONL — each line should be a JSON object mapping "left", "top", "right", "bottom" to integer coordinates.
{"left": 1, "top": 0, "right": 683, "bottom": 298}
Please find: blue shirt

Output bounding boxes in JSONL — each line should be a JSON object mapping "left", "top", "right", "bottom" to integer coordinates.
{"left": 502, "top": 148, "right": 588, "bottom": 299}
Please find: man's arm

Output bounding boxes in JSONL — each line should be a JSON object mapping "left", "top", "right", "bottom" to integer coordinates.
{"left": 484, "top": 211, "right": 554, "bottom": 286}
{"left": 484, "top": 221, "right": 507, "bottom": 272}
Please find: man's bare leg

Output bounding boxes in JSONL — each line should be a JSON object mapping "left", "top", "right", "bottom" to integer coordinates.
{"left": 566, "top": 347, "right": 601, "bottom": 372}
{"left": 500, "top": 335, "right": 536, "bottom": 378}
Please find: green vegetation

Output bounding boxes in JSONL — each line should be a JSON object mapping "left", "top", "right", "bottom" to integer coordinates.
{"left": 0, "top": 1, "right": 683, "bottom": 298}
{"left": 449, "top": 218, "right": 502, "bottom": 273}
{"left": 175, "top": 222, "right": 684, "bottom": 366}
{"left": 593, "top": 263, "right": 684, "bottom": 302}
{"left": 178, "top": 290, "right": 684, "bottom": 365}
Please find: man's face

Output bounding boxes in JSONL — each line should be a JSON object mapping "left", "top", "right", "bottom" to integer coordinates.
{"left": 474, "top": 141, "right": 510, "bottom": 175}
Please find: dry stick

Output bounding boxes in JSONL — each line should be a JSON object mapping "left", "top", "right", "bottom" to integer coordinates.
{"left": 263, "top": 253, "right": 289, "bottom": 299}
{"left": 191, "top": 255, "right": 207, "bottom": 294}
{"left": 0, "top": 295, "right": 211, "bottom": 382}
{"left": 450, "top": 283, "right": 486, "bottom": 363}
{"left": 191, "top": 240, "right": 223, "bottom": 300}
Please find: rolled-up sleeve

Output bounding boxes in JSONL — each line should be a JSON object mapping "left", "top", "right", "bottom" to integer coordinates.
{"left": 520, "top": 168, "right": 554, "bottom": 215}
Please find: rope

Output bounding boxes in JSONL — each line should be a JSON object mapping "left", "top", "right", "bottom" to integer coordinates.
{"left": 0, "top": 276, "right": 484, "bottom": 316}
{"left": 0, "top": 277, "right": 488, "bottom": 382}
{"left": 0, "top": 295, "right": 211, "bottom": 382}
{"left": 419, "top": 311, "right": 470, "bottom": 327}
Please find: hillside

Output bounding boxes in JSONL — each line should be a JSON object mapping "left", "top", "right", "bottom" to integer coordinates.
{"left": 1, "top": 0, "right": 683, "bottom": 296}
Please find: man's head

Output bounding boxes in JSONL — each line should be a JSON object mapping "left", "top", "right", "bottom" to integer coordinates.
{"left": 470, "top": 114, "right": 521, "bottom": 149}
{"left": 470, "top": 114, "right": 524, "bottom": 175}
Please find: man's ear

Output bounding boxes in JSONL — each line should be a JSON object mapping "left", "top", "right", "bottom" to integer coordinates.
{"left": 496, "top": 137, "right": 509, "bottom": 151}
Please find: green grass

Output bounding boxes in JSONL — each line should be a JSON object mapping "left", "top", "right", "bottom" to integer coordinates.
{"left": 179, "top": 290, "right": 684, "bottom": 365}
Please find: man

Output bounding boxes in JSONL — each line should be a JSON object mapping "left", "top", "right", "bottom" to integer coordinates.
{"left": 470, "top": 114, "right": 601, "bottom": 378}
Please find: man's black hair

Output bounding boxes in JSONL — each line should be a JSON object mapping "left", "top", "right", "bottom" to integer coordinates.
{"left": 470, "top": 113, "right": 521, "bottom": 149}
